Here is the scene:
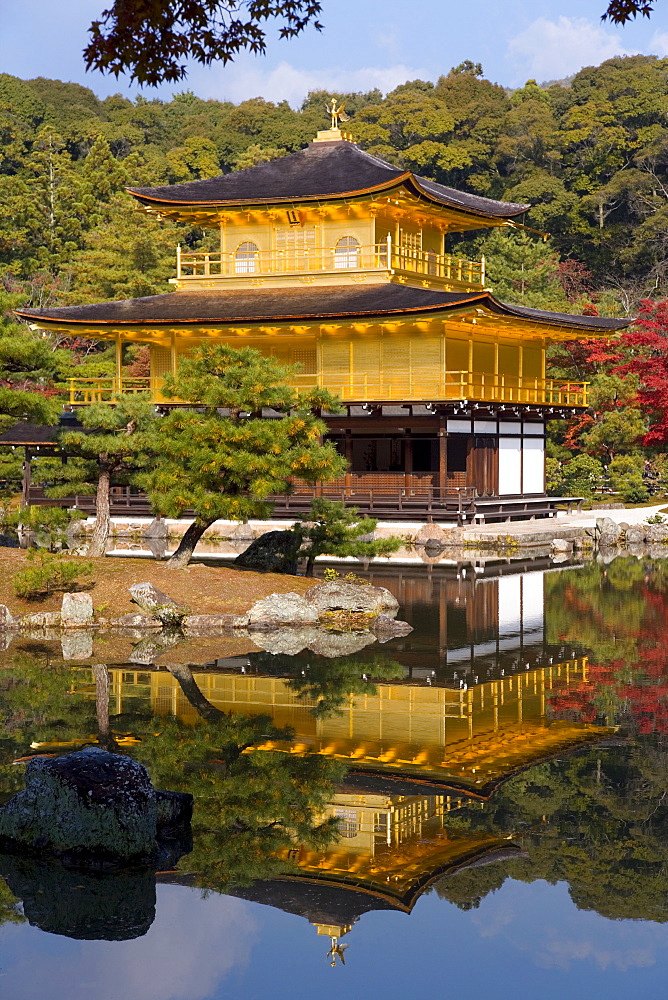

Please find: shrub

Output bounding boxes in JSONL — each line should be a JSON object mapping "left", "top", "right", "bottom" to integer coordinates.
{"left": 608, "top": 454, "right": 649, "bottom": 503}
{"left": 549, "top": 454, "right": 604, "bottom": 499}
{"left": 13, "top": 550, "right": 94, "bottom": 599}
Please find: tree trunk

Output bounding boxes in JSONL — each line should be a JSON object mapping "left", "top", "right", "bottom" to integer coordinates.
{"left": 92, "top": 664, "right": 116, "bottom": 751}
{"left": 88, "top": 465, "right": 111, "bottom": 558}
{"left": 167, "top": 516, "right": 216, "bottom": 568}
{"left": 305, "top": 554, "right": 316, "bottom": 577}
{"left": 167, "top": 663, "right": 226, "bottom": 722}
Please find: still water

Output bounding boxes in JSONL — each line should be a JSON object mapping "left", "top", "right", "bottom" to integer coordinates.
{"left": 1, "top": 555, "right": 668, "bottom": 999}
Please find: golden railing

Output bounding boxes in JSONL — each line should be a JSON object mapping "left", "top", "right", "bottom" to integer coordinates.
{"left": 176, "top": 240, "right": 485, "bottom": 287}
{"left": 66, "top": 372, "right": 588, "bottom": 407}
{"left": 65, "top": 377, "right": 156, "bottom": 404}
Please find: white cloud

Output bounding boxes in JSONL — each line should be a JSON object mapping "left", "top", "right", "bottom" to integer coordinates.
{"left": 3, "top": 886, "right": 258, "bottom": 1000}
{"left": 187, "top": 58, "right": 425, "bottom": 107}
{"left": 650, "top": 31, "right": 668, "bottom": 57}
{"left": 506, "top": 16, "right": 633, "bottom": 86}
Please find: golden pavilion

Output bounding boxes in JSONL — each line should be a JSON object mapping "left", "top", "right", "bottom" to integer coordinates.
{"left": 16, "top": 122, "right": 628, "bottom": 518}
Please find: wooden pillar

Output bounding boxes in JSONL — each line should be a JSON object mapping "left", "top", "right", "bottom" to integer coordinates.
{"left": 115, "top": 332, "right": 122, "bottom": 391}
{"left": 404, "top": 428, "right": 412, "bottom": 490}
{"left": 170, "top": 331, "right": 178, "bottom": 375}
{"left": 21, "top": 447, "right": 31, "bottom": 509}
{"left": 438, "top": 417, "right": 447, "bottom": 492}
{"left": 344, "top": 429, "right": 353, "bottom": 494}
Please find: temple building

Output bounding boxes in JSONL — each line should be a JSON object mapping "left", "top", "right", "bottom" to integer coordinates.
{"left": 16, "top": 121, "right": 628, "bottom": 519}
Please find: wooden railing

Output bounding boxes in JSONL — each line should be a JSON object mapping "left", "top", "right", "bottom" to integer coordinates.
{"left": 27, "top": 482, "right": 581, "bottom": 525}
{"left": 176, "top": 239, "right": 485, "bottom": 288}
{"left": 66, "top": 372, "right": 588, "bottom": 407}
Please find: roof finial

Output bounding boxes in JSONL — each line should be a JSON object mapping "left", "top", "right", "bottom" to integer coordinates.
{"left": 326, "top": 98, "right": 350, "bottom": 130}
{"left": 313, "top": 100, "right": 353, "bottom": 144}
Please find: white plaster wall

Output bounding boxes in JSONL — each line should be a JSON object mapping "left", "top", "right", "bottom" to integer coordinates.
{"left": 498, "top": 437, "right": 522, "bottom": 495}
{"left": 523, "top": 438, "right": 545, "bottom": 494}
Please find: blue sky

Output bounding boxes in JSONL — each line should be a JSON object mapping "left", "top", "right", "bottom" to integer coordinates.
{"left": 1, "top": 0, "right": 667, "bottom": 106}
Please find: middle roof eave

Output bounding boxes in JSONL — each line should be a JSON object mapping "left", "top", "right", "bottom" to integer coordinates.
{"left": 15, "top": 284, "right": 631, "bottom": 333}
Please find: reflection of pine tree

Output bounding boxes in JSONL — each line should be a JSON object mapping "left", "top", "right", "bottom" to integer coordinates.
{"left": 250, "top": 651, "right": 405, "bottom": 717}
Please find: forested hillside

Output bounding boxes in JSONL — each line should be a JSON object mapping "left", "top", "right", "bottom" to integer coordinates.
{"left": 1, "top": 55, "right": 668, "bottom": 497}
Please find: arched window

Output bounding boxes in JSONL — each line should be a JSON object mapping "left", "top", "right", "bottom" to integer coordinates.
{"left": 235, "top": 241, "right": 259, "bottom": 274}
{"left": 334, "top": 236, "right": 360, "bottom": 269}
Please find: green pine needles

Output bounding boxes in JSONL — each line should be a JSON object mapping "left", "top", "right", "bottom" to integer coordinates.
{"left": 136, "top": 343, "right": 347, "bottom": 567}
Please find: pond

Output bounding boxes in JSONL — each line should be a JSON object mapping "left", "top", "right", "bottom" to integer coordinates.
{"left": 1, "top": 554, "right": 668, "bottom": 1000}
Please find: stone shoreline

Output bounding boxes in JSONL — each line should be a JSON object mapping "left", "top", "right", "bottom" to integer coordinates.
{"left": 0, "top": 579, "right": 413, "bottom": 662}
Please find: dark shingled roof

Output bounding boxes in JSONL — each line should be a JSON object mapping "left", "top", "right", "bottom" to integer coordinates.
{"left": 128, "top": 141, "right": 530, "bottom": 220}
{"left": 0, "top": 422, "right": 59, "bottom": 446}
{"left": 16, "top": 284, "right": 631, "bottom": 333}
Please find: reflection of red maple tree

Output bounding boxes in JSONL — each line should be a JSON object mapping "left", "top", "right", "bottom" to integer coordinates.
{"left": 549, "top": 576, "right": 668, "bottom": 734}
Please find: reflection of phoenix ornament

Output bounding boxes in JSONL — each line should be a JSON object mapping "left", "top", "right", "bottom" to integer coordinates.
{"left": 327, "top": 936, "right": 348, "bottom": 966}
{"left": 326, "top": 99, "right": 350, "bottom": 130}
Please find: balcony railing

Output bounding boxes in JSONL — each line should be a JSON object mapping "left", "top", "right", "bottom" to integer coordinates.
{"left": 66, "top": 372, "right": 588, "bottom": 407}
{"left": 176, "top": 239, "right": 485, "bottom": 287}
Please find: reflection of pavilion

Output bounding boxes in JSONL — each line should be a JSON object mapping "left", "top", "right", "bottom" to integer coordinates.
{"left": 109, "top": 657, "right": 610, "bottom": 797}
{"left": 363, "top": 562, "right": 561, "bottom": 682}
{"left": 159, "top": 785, "right": 525, "bottom": 961}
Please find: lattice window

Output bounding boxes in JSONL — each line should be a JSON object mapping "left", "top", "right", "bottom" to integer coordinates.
{"left": 235, "top": 241, "right": 259, "bottom": 273}
{"left": 275, "top": 227, "right": 316, "bottom": 270}
{"left": 334, "top": 236, "right": 360, "bottom": 269}
{"left": 334, "top": 808, "right": 358, "bottom": 838}
{"left": 292, "top": 349, "right": 317, "bottom": 374}
{"left": 150, "top": 346, "right": 171, "bottom": 379}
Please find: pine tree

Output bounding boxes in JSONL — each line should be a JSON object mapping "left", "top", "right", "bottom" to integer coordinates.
{"left": 295, "top": 498, "right": 402, "bottom": 577}
{"left": 476, "top": 229, "right": 568, "bottom": 309}
{"left": 137, "top": 343, "right": 347, "bottom": 568}
{"left": 35, "top": 396, "right": 157, "bottom": 556}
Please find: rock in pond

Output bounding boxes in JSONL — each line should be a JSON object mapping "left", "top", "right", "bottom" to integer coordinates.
{"left": 183, "top": 612, "right": 250, "bottom": 634}
{"left": 129, "top": 582, "right": 187, "bottom": 626}
{"left": 19, "top": 611, "right": 61, "bottom": 629}
{"left": 0, "top": 604, "right": 16, "bottom": 629}
{"left": 234, "top": 529, "right": 301, "bottom": 573}
{"left": 305, "top": 580, "right": 399, "bottom": 618}
{"left": 370, "top": 615, "right": 413, "bottom": 639}
{"left": 110, "top": 612, "right": 163, "bottom": 630}
{"left": 61, "top": 592, "right": 94, "bottom": 628}
{"left": 248, "top": 592, "right": 319, "bottom": 629}
{"left": 0, "top": 747, "right": 161, "bottom": 860}
{"left": 142, "top": 516, "right": 168, "bottom": 540}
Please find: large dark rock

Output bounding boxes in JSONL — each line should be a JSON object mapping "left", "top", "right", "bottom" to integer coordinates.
{"left": 0, "top": 748, "right": 157, "bottom": 860}
{"left": 142, "top": 516, "right": 168, "bottom": 540}
{"left": 234, "top": 529, "right": 301, "bottom": 573}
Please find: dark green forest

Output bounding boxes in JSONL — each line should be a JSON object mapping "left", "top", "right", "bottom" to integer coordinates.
{"left": 2, "top": 55, "right": 668, "bottom": 495}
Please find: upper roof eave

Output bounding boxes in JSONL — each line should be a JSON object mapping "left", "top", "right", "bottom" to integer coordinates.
{"left": 126, "top": 140, "right": 530, "bottom": 221}
{"left": 128, "top": 174, "right": 530, "bottom": 222}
